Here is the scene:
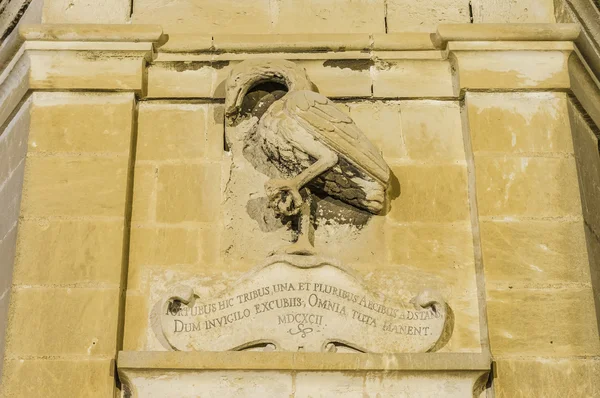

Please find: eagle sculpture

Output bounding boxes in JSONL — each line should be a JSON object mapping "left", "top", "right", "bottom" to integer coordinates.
{"left": 225, "top": 59, "right": 390, "bottom": 254}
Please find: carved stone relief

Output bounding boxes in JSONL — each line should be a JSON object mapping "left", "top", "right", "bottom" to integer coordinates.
{"left": 224, "top": 59, "right": 390, "bottom": 254}
{"left": 153, "top": 59, "right": 452, "bottom": 354}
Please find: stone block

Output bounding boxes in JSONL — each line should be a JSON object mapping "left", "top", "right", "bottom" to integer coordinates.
{"left": 399, "top": 100, "right": 466, "bottom": 162}
{"left": 294, "top": 372, "right": 364, "bottom": 397}
{"left": 155, "top": 163, "right": 222, "bottom": 224}
{"left": 389, "top": 164, "right": 470, "bottom": 222}
{"left": 298, "top": 60, "right": 372, "bottom": 98}
{"left": 585, "top": 224, "right": 600, "bottom": 334}
{"left": 0, "top": 161, "right": 25, "bottom": 240}
{"left": 372, "top": 60, "right": 455, "bottom": 98}
{"left": 386, "top": 0, "right": 470, "bottom": 32}
{"left": 0, "top": 99, "right": 30, "bottom": 184}
{"left": 467, "top": 92, "right": 573, "bottom": 154}
{"left": 452, "top": 50, "right": 570, "bottom": 90}
{"left": 475, "top": 156, "right": 581, "bottom": 218}
{"left": 480, "top": 220, "right": 590, "bottom": 285}
{"left": 486, "top": 287, "right": 600, "bottom": 356}
{"left": 147, "top": 61, "right": 233, "bottom": 99}
{"left": 1, "top": 358, "right": 115, "bottom": 397}
{"left": 494, "top": 358, "right": 600, "bottom": 398}
{"left": 272, "top": 0, "right": 385, "bottom": 34}
{"left": 568, "top": 100, "right": 600, "bottom": 234}
{"left": 122, "top": 293, "right": 148, "bottom": 351}
{"left": 28, "top": 48, "right": 149, "bottom": 92}
{"left": 0, "top": 226, "right": 17, "bottom": 374}
{"left": 131, "top": 164, "right": 157, "bottom": 223}
{"left": 132, "top": 0, "right": 272, "bottom": 35}
{"left": 137, "top": 103, "right": 223, "bottom": 161}
{"left": 5, "top": 288, "right": 120, "bottom": 356}
{"left": 471, "top": 0, "right": 556, "bottom": 23}
{"left": 12, "top": 219, "right": 125, "bottom": 285}
{"left": 130, "top": 225, "right": 219, "bottom": 268}
{"left": 346, "top": 101, "right": 405, "bottom": 161}
{"left": 20, "top": 157, "right": 129, "bottom": 218}
{"left": 387, "top": 222, "right": 476, "bottom": 282}
{"left": 29, "top": 92, "right": 134, "bottom": 154}
{"left": 347, "top": 100, "right": 465, "bottom": 163}
{"left": 43, "top": 0, "right": 130, "bottom": 23}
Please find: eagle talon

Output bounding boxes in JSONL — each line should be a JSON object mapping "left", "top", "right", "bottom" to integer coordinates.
{"left": 265, "top": 179, "right": 303, "bottom": 217}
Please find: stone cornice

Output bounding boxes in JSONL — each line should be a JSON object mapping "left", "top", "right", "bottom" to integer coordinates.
{"left": 18, "top": 23, "right": 164, "bottom": 43}
{"left": 118, "top": 351, "right": 492, "bottom": 371}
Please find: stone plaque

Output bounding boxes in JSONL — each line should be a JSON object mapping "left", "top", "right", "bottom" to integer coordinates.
{"left": 160, "top": 255, "right": 449, "bottom": 353}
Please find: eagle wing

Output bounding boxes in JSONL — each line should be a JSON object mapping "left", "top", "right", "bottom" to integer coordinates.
{"left": 283, "top": 90, "right": 390, "bottom": 184}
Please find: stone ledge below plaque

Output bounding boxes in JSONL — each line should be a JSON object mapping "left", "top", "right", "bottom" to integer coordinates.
{"left": 117, "top": 351, "right": 491, "bottom": 397}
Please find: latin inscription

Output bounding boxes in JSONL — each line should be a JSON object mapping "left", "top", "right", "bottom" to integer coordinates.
{"left": 165, "top": 282, "right": 441, "bottom": 338}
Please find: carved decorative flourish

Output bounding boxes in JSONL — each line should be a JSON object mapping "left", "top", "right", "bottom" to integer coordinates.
{"left": 225, "top": 59, "right": 391, "bottom": 254}
{"left": 288, "top": 323, "right": 314, "bottom": 338}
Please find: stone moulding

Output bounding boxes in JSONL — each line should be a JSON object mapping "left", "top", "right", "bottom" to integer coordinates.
{"left": 117, "top": 351, "right": 491, "bottom": 398}
{"left": 155, "top": 23, "right": 580, "bottom": 54}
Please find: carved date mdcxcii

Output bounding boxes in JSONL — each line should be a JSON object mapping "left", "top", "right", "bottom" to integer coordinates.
{"left": 225, "top": 59, "right": 391, "bottom": 254}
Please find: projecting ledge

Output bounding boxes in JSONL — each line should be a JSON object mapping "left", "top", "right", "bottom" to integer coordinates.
{"left": 118, "top": 351, "right": 491, "bottom": 371}
{"left": 118, "top": 352, "right": 491, "bottom": 397}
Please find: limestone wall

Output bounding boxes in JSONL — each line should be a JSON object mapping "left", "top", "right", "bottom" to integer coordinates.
{"left": 41, "top": 0, "right": 557, "bottom": 29}
{"left": 0, "top": 1, "right": 598, "bottom": 397}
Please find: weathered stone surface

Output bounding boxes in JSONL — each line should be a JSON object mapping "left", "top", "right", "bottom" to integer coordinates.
{"left": 486, "top": 288, "right": 600, "bottom": 356}
{"left": 133, "top": 0, "right": 272, "bottom": 35}
{"left": 122, "top": 293, "right": 149, "bottom": 351}
{"left": 147, "top": 61, "right": 232, "bottom": 99}
{"left": 475, "top": 156, "right": 581, "bottom": 218}
{"left": 0, "top": 226, "right": 17, "bottom": 378}
{"left": 471, "top": 0, "right": 556, "bottom": 23}
{"left": 137, "top": 103, "right": 223, "bottom": 161}
{"left": 347, "top": 100, "right": 465, "bottom": 163}
{"left": 467, "top": 92, "right": 573, "bottom": 154}
{"left": 568, "top": 99, "right": 600, "bottom": 235}
{"left": 389, "top": 164, "right": 470, "bottom": 222}
{"left": 0, "top": 161, "right": 25, "bottom": 241}
{"left": 0, "top": 99, "right": 30, "bottom": 184}
{"left": 386, "top": 0, "right": 470, "bottom": 32}
{"left": 372, "top": 60, "right": 455, "bottom": 98}
{"left": 399, "top": 101, "right": 466, "bottom": 162}
{"left": 130, "top": 225, "right": 219, "bottom": 268}
{"left": 27, "top": 46, "right": 151, "bottom": 92}
{"left": 298, "top": 60, "right": 372, "bottom": 98}
{"left": 480, "top": 220, "right": 590, "bottom": 285}
{"left": 43, "top": 0, "right": 130, "bottom": 23}
{"left": 494, "top": 358, "right": 600, "bottom": 398}
{"left": 1, "top": 358, "right": 115, "bottom": 397}
{"left": 20, "top": 157, "right": 129, "bottom": 217}
{"left": 346, "top": 101, "right": 406, "bottom": 160}
{"left": 155, "top": 163, "right": 222, "bottom": 223}
{"left": 5, "top": 288, "right": 120, "bottom": 356}
{"left": 452, "top": 50, "right": 570, "bottom": 90}
{"left": 29, "top": 92, "right": 134, "bottom": 154}
{"left": 272, "top": 0, "right": 385, "bottom": 34}
{"left": 387, "top": 222, "right": 475, "bottom": 274}
{"left": 12, "top": 219, "right": 125, "bottom": 285}
{"left": 131, "top": 164, "right": 157, "bottom": 223}
{"left": 118, "top": 352, "right": 489, "bottom": 398}
{"left": 585, "top": 224, "right": 600, "bottom": 333}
